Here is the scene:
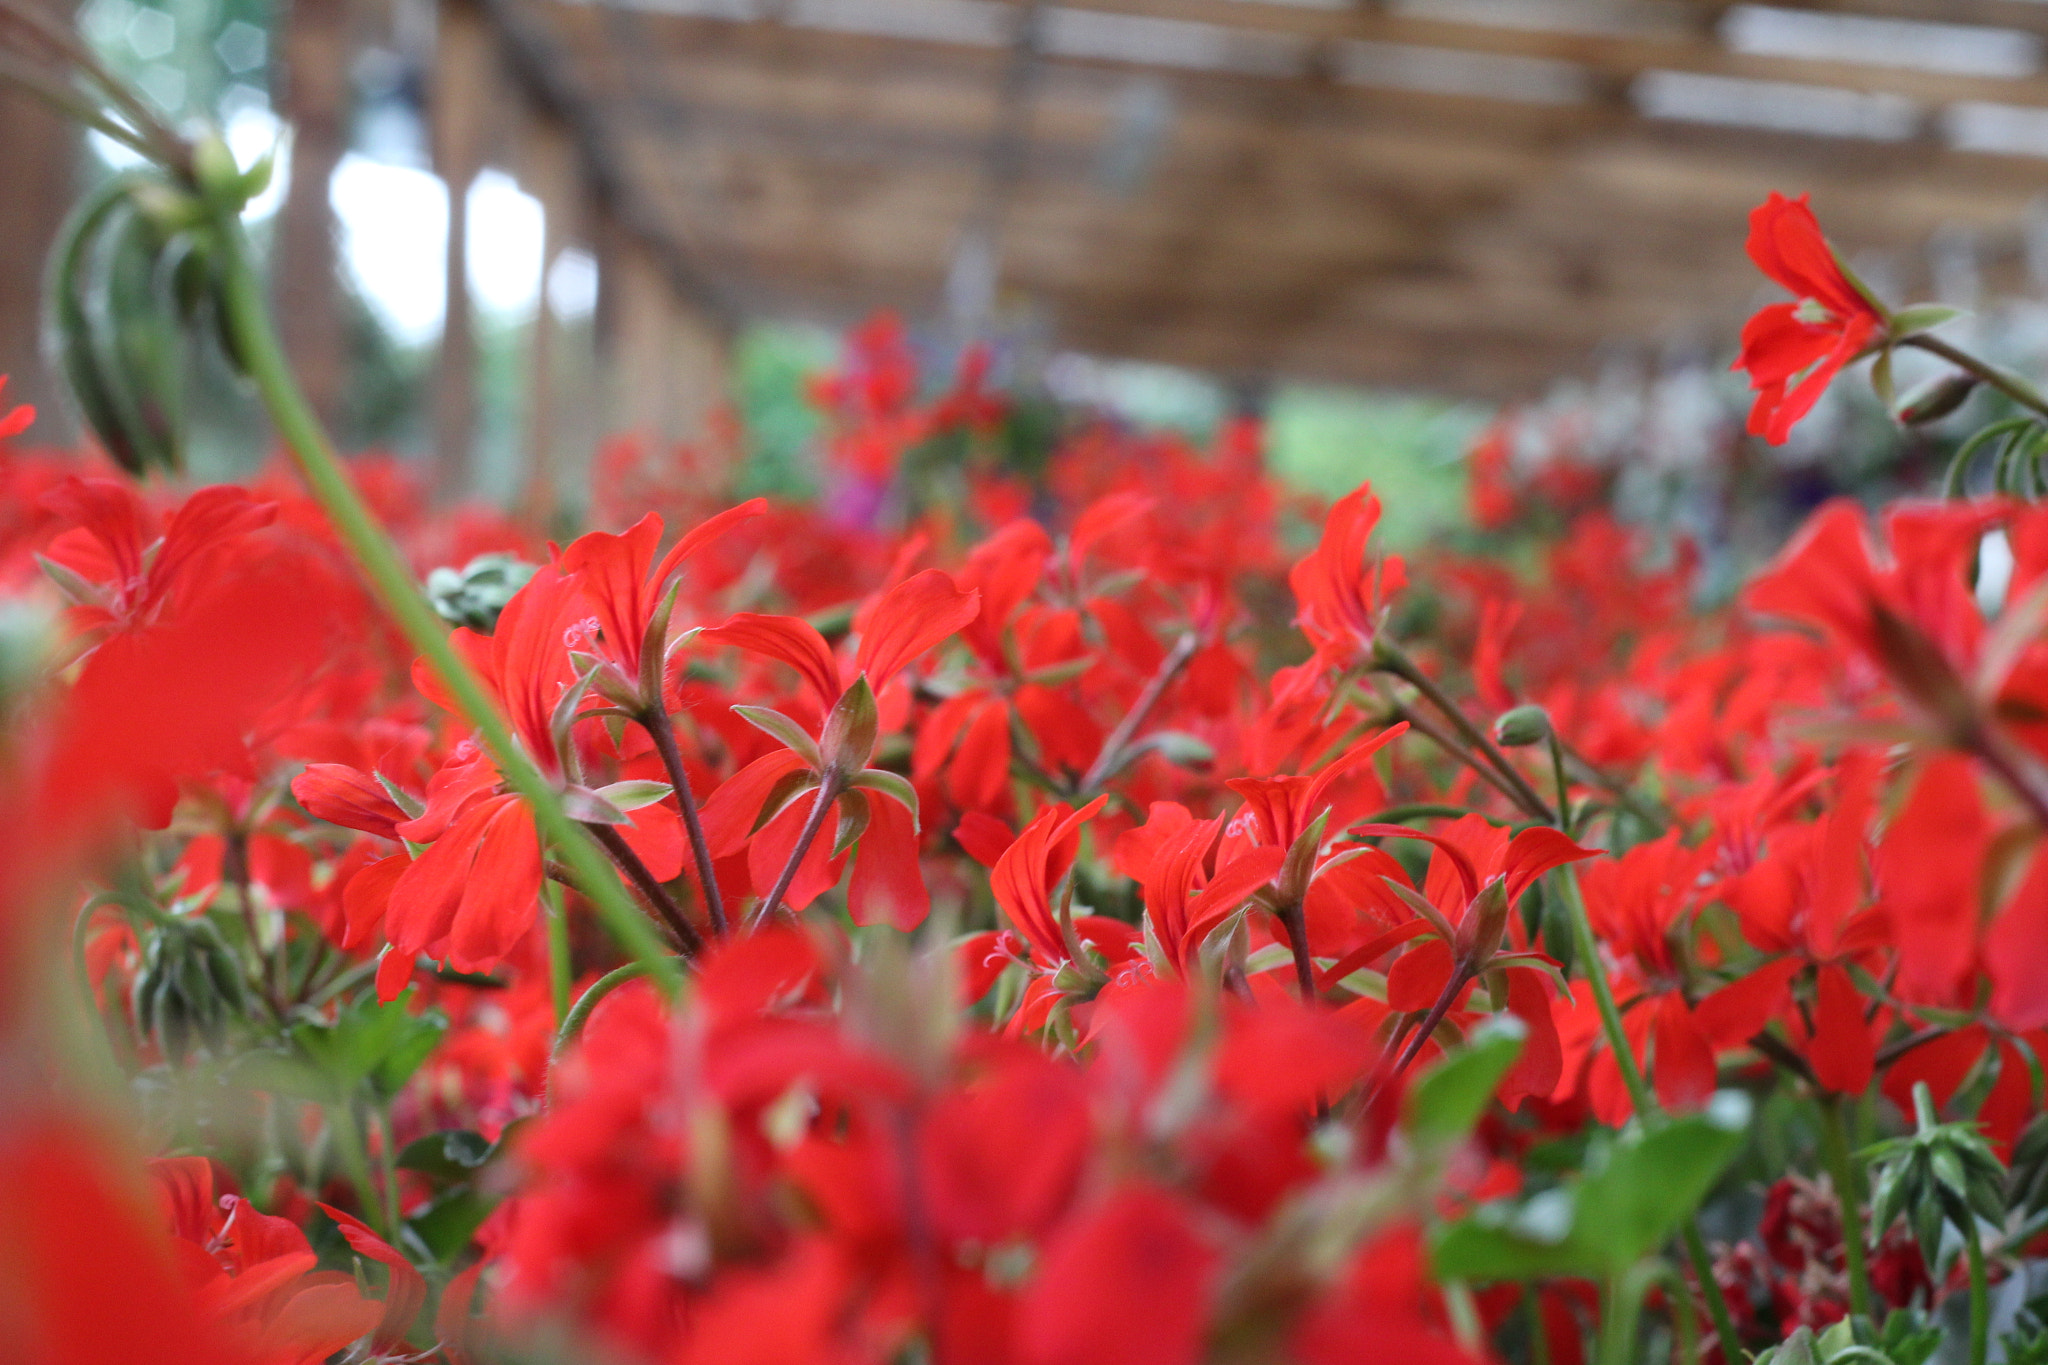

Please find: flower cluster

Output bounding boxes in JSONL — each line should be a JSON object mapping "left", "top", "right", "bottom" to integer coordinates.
{"left": 1, "top": 197, "right": 2047, "bottom": 1365}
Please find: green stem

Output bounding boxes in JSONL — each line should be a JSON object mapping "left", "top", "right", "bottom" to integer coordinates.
{"left": 371, "top": 1104, "right": 402, "bottom": 1236}
{"left": 1556, "top": 864, "right": 1744, "bottom": 1358}
{"left": 1902, "top": 333, "right": 2048, "bottom": 423}
{"left": 1818, "top": 1097, "right": 1875, "bottom": 1322}
{"left": 1965, "top": 1219, "right": 1989, "bottom": 1365}
{"left": 210, "top": 219, "right": 678, "bottom": 997}
{"left": 326, "top": 1100, "right": 386, "bottom": 1239}
{"left": 1651, "top": 1262, "right": 1702, "bottom": 1365}
{"left": 1375, "top": 641, "right": 1556, "bottom": 823}
{"left": 543, "top": 879, "right": 571, "bottom": 1026}
{"left": 546, "top": 958, "right": 672, "bottom": 1105}
{"left": 1598, "top": 1269, "right": 1643, "bottom": 1365}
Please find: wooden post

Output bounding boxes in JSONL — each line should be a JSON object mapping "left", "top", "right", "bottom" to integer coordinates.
{"left": 0, "top": 0, "right": 77, "bottom": 430}
{"left": 518, "top": 113, "right": 579, "bottom": 525}
{"left": 598, "top": 228, "right": 731, "bottom": 448}
{"left": 273, "top": 0, "right": 354, "bottom": 434}
{"left": 430, "top": 0, "right": 494, "bottom": 497}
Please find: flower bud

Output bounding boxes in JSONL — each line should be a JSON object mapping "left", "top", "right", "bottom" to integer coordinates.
{"left": 1896, "top": 371, "right": 1979, "bottom": 425}
{"left": 427, "top": 553, "right": 537, "bottom": 634}
{"left": 820, "top": 676, "right": 879, "bottom": 782}
{"left": 1453, "top": 877, "right": 1511, "bottom": 970}
{"left": 192, "top": 133, "right": 244, "bottom": 207}
{"left": 1493, "top": 705, "right": 1552, "bottom": 748}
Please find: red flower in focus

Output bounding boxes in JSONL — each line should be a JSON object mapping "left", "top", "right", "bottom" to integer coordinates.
{"left": 697, "top": 568, "right": 979, "bottom": 927}
{"left": 553, "top": 501, "right": 765, "bottom": 710}
{"left": 1734, "top": 194, "right": 1886, "bottom": 445}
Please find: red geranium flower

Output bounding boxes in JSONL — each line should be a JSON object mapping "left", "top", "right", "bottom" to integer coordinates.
{"left": 1734, "top": 193, "right": 1886, "bottom": 445}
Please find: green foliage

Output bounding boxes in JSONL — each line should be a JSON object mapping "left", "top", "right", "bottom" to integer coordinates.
{"left": 1431, "top": 1096, "right": 1750, "bottom": 1282}
{"left": 237, "top": 991, "right": 446, "bottom": 1105}
{"left": 1401, "top": 1016, "right": 1526, "bottom": 1153}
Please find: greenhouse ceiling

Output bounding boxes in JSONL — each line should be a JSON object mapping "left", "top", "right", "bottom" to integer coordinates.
{"left": 464, "top": 0, "right": 2048, "bottom": 395}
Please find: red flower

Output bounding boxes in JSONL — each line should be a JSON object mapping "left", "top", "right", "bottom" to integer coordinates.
{"left": 0, "top": 374, "right": 34, "bottom": 440}
{"left": 553, "top": 501, "right": 764, "bottom": 709}
{"left": 1734, "top": 193, "right": 1886, "bottom": 445}
{"left": 1290, "top": 484, "right": 1408, "bottom": 669}
{"left": 697, "top": 569, "right": 980, "bottom": 927}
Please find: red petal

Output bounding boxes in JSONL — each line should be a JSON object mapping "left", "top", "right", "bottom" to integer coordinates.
{"left": 1385, "top": 938, "right": 1455, "bottom": 1013}
{"left": 848, "top": 790, "right": 930, "bottom": 930}
{"left": 854, "top": 568, "right": 980, "bottom": 685}
{"left": 1809, "top": 963, "right": 1875, "bottom": 1095}
{"left": 1018, "top": 1183, "right": 1218, "bottom": 1365}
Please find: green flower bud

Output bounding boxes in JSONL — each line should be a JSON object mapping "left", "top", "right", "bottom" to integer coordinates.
{"left": 428, "top": 553, "right": 538, "bottom": 633}
{"left": 1493, "top": 705, "right": 1553, "bottom": 748}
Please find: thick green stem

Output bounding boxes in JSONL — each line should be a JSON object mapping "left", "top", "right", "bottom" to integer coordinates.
{"left": 1965, "top": 1220, "right": 1989, "bottom": 1365}
{"left": 1556, "top": 864, "right": 1744, "bottom": 1359}
{"left": 1274, "top": 898, "right": 1319, "bottom": 1002}
{"left": 211, "top": 219, "right": 678, "bottom": 997}
{"left": 1598, "top": 1270, "right": 1644, "bottom": 1365}
{"left": 543, "top": 880, "right": 571, "bottom": 1026}
{"left": 326, "top": 1100, "right": 386, "bottom": 1239}
{"left": 1818, "top": 1098, "right": 1875, "bottom": 1322}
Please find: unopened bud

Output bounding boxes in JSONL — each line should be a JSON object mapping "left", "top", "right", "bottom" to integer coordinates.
{"left": 1453, "top": 877, "right": 1511, "bottom": 970}
{"left": 427, "top": 553, "right": 537, "bottom": 634}
{"left": 1896, "top": 372, "right": 1979, "bottom": 425}
{"left": 820, "top": 675, "right": 880, "bottom": 781}
{"left": 1493, "top": 705, "right": 1552, "bottom": 748}
{"left": 192, "top": 133, "right": 243, "bottom": 206}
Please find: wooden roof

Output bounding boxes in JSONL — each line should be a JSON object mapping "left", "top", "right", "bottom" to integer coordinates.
{"left": 475, "top": 0, "right": 2048, "bottom": 396}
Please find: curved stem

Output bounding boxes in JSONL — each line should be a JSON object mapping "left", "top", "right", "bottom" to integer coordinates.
{"left": 750, "top": 778, "right": 841, "bottom": 930}
{"left": 1818, "top": 1097, "right": 1875, "bottom": 1322}
{"left": 640, "top": 707, "right": 727, "bottom": 937}
{"left": 211, "top": 219, "right": 679, "bottom": 998}
{"left": 1965, "top": 1219, "right": 1990, "bottom": 1365}
{"left": 1375, "top": 642, "right": 1556, "bottom": 823}
{"left": 547, "top": 957, "right": 670, "bottom": 1104}
{"left": 583, "top": 821, "right": 703, "bottom": 956}
{"left": 1080, "top": 630, "right": 1199, "bottom": 794}
{"left": 1902, "top": 334, "right": 2048, "bottom": 423}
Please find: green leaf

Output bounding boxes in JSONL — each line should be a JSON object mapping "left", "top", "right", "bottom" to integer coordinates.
{"left": 594, "top": 779, "right": 673, "bottom": 812}
{"left": 561, "top": 784, "right": 630, "bottom": 825}
{"left": 1431, "top": 1093, "right": 1751, "bottom": 1281}
{"left": 733, "top": 705, "right": 823, "bottom": 769}
{"left": 287, "top": 993, "right": 447, "bottom": 1101}
{"left": 404, "top": 1186, "right": 494, "bottom": 1263}
{"left": 1402, "top": 1016, "right": 1527, "bottom": 1151}
{"left": 397, "top": 1129, "right": 493, "bottom": 1186}
{"left": 1890, "top": 304, "right": 1963, "bottom": 337}
{"left": 849, "top": 767, "right": 918, "bottom": 826}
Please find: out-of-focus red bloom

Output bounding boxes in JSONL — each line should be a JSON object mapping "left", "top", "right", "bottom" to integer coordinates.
{"left": 148, "top": 1157, "right": 393, "bottom": 1364}
{"left": 0, "top": 374, "right": 34, "bottom": 441}
{"left": 39, "top": 479, "right": 280, "bottom": 639}
{"left": 1734, "top": 193, "right": 1886, "bottom": 444}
